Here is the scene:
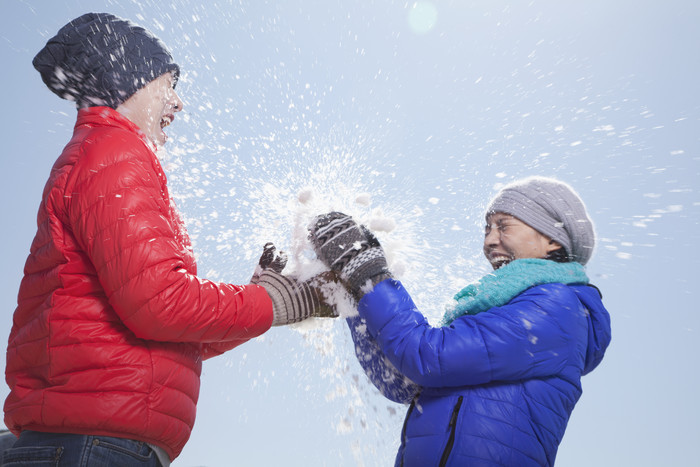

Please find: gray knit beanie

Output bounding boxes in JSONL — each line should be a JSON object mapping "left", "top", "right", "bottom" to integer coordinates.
{"left": 486, "top": 176, "right": 595, "bottom": 265}
{"left": 33, "top": 12, "right": 180, "bottom": 109}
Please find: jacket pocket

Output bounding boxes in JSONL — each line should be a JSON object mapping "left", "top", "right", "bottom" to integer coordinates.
{"left": 439, "top": 395, "right": 464, "bottom": 467}
{"left": 2, "top": 446, "right": 64, "bottom": 466}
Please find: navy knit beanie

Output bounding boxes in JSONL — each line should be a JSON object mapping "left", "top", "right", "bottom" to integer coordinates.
{"left": 33, "top": 12, "right": 180, "bottom": 109}
{"left": 486, "top": 176, "right": 596, "bottom": 265}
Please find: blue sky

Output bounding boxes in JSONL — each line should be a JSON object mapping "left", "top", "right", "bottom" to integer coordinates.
{"left": 1, "top": 1, "right": 699, "bottom": 465}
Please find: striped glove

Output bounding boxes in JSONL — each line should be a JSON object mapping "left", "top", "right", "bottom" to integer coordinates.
{"left": 251, "top": 244, "right": 338, "bottom": 326}
{"left": 255, "top": 271, "right": 338, "bottom": 325}
{"left": 308, "top": 212, "right": 391, "bottom": 297}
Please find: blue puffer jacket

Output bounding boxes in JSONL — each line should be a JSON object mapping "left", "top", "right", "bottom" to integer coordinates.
{"left": 348, "top": 279, "right": 611, "bottom": 467}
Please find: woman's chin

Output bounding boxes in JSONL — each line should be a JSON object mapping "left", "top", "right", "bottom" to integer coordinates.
{"left": 489, "top": 257, "right": 512, "bottom": 270}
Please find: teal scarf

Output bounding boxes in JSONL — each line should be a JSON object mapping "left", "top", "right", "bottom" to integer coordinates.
{"left": 441, "top": 258, "right": 589, "bottom": 326}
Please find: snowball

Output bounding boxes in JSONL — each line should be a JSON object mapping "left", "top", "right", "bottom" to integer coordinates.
{"left": 368, "top": 216, "right": 396, "bottom": 233}
{"left": 355, "top": 193, "right": 371, "bottom": 206}
{"left": 297, "top": 187, "right": 314, "bottom": 204}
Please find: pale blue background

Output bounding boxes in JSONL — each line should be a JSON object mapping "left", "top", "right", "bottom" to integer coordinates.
{"left": 1, "top": 1, "right": 698, "bottom": 466}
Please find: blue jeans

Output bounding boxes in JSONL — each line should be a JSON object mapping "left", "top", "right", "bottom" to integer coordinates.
{"left": 2, "top": 431, "right": 161, "bottom": 467}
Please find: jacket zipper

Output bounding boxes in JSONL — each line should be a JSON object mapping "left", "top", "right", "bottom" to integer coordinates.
{"left": 439, "top": 396, "right": 464, "bottom": 467}
{"left": 399, "top": 398, "right": 418, "bottom": 467}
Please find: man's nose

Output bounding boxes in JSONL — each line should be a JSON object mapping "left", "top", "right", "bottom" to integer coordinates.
{"left": 172, "top": 92, "right": 184, "bottom": 112}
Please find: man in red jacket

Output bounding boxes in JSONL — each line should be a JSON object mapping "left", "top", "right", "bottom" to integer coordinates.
{"left": 3, "top": 13, "right": 333, "bottom": 466}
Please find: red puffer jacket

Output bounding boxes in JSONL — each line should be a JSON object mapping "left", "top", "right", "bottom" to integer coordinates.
{"left": 4, "top": 107, "right": 273, "bottom": 460}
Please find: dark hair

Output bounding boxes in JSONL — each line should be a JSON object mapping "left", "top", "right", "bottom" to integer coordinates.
{"left": 546, "top": 247, "right": 571, "bottom": 263}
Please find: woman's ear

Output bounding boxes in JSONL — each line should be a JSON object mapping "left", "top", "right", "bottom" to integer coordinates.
{"left": 546, "top": 239, "right": 563, "bottom": 254}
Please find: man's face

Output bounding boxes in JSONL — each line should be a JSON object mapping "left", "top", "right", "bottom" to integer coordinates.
{"left": 116, "top": 72, "right": 183, "bottom": 146}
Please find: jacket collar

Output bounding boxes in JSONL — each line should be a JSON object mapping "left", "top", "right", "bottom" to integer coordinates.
{"left": 75, "top": 106, "right": 157, "bottom": 152}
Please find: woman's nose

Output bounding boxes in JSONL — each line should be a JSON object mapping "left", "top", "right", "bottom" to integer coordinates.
{"left": 484, "top": 228, "right": 499, "bottom": 246}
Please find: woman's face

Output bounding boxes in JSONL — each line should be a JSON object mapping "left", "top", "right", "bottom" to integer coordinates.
{"left": 116, "top": 72, "right": 183, "bottom": 146}
{"left": 483, "top": 212, "right": 561, "bottom": 269}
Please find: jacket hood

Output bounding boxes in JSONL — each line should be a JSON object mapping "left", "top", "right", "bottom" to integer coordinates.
{"left": 571, "top": 285, "right": 611, "bottom": 375}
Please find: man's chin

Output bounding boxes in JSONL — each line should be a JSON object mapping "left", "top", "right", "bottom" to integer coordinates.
{"left": 150, "top": 130, "right": 167, "bottom": 147}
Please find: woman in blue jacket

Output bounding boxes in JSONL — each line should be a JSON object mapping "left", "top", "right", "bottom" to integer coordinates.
{"left": 309, "top": 177, "right": 611, "bottom": 467}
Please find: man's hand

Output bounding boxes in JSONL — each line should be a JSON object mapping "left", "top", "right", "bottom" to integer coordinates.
{"left": 250, "top": 243, "right": 338, "bottom": 325}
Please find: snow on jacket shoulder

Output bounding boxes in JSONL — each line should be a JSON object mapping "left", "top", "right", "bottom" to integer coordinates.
{"left": 358, "top": 278, "right": 611, "bottom": 467}
{"left": 4, "top": 107, "right": 273, "bottom": 460}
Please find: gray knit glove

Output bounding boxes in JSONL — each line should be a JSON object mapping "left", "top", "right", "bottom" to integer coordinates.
{"left": 308, "top": 212, "right": 391, "bottom": 297}
{"left": 250, "top": 244, "right": 338, "bottom": 326}
{"left": 250, "top": 242, "right": 288, "bottom": 283}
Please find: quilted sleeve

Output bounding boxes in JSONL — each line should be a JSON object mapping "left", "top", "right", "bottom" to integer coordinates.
{"left": 346, "top": 316, "right": 419, "bottom": 404}
{"left": 66, "top": 131, "right": 273, "bottom": 344}
{"left": 358, "top": 279, "right": 587, "bottom": 388}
